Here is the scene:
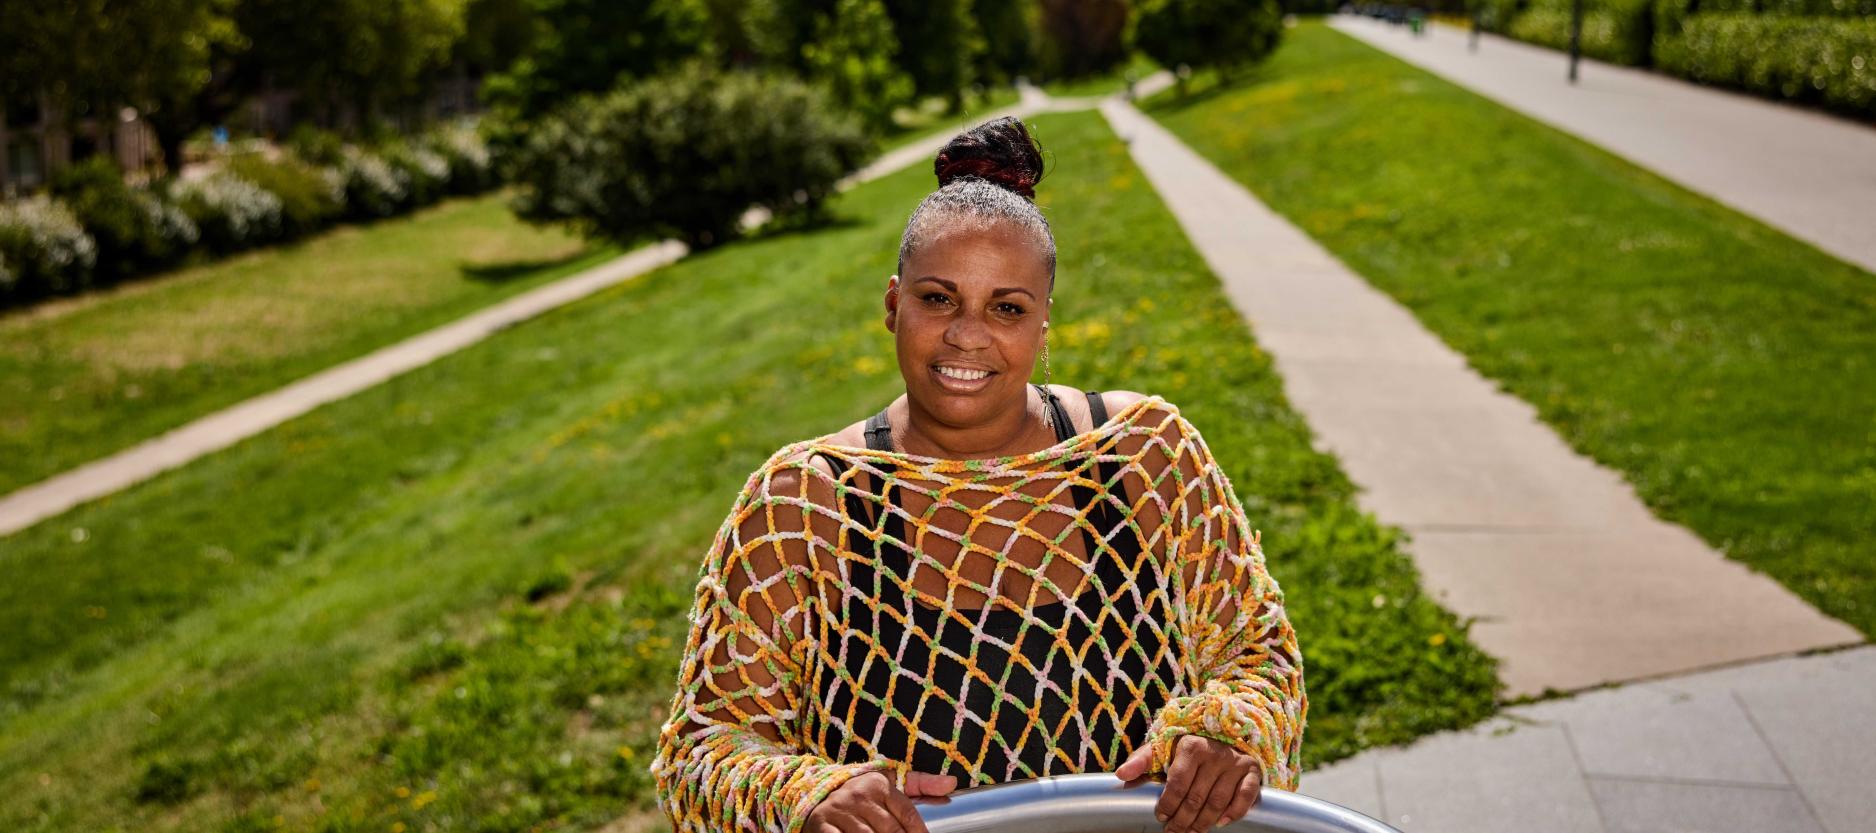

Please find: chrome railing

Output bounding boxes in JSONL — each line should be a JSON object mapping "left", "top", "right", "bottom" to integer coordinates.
{"left": 913, "top": 773, "right": 1401, "bottom": 833}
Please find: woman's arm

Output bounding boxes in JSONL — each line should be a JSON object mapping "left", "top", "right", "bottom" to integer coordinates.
{"left": 651, "top": 455, "right": 905, "bottom": 833}
{"left": 1136, "top": 411, "right": 1308, "bottom": 792}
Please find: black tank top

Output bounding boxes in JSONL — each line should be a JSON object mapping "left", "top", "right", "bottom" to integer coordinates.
{"left": 810, "top": 385, "right": 1177, "bottom": 784}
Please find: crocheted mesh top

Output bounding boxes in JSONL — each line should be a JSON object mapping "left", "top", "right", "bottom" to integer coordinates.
{"left": 650, "top": 395, "right": 1307, "bottom": 833}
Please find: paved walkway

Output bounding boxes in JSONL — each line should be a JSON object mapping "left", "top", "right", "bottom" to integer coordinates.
{"left": 1100, "top": 97, "right": 1863, "bottom": 698}
{"left": 1297, "top": 643, "right": 1876, "bottom": 833}
{"left": 1329, "top": 15, "right": 1876, "bottom": 276}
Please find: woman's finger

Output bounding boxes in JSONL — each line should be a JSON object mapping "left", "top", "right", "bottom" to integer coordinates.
{"left": 1165, "top": 747, "right": 1226, "bottom": 833}
{"left": 1215, "top": 766, "right": 1264, "bottom": 828}
{"left": 854, "top": 796, "right": 908, "bottom": 833}
{"left": 1155, "top": 738, "right": 1199, "bottom": 827}
{"left": 1196, "top": 758, "right": 1255, "bottom": 830}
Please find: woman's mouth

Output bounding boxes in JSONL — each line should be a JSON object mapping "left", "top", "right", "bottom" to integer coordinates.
{"left": 931, "top": 364, "right": 996, "bottom": 392}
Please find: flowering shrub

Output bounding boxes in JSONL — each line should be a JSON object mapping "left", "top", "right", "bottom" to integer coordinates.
{"left": 171, "top": 172, "right": 287, "bottom": 253}
{"left": 339, "top": 148, "right": 410, "bottom": 219}
{"left": 431, "top": 123, "right": 497, "bottom": 195}
{"left": 384, "top": 143, "right": 453, "bottom": 208}
{"left": 0, "top": 196, "right": 98, "bottom": 299}
{"left": 49, "top": 157, "right": 197, "bottom": 282}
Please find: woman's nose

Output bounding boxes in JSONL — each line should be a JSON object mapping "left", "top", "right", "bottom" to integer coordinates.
{"left": 944, "top": 315, "right": 991, "bottom": 351}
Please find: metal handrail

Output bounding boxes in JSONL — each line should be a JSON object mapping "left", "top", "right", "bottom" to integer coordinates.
{"left": 912, "top": 773, "right": 1401, "bottom": 833}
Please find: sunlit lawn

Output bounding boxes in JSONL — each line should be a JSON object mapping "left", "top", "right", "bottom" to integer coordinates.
{"left": 1044, "top": 52, "right": 1163, "bottom": 99}
{"left": 0, "top": 110, "right": 1498, "bottom": 832}
{"left": 0, "top": 194, "right": 613, "bottom": 495}
{"left": 1144, "top": 21, "right": 1876, "bottom": 639}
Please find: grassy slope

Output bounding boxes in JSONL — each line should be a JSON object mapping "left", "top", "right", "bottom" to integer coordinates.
{"left": 0, "top": 110, "right": 1497, "bottom": 833}
{"left": 0, "top": 194, "right": 611, "bottom": 495}
{"left": 1144, "top": 22, "right": 1876, "bottom": 638}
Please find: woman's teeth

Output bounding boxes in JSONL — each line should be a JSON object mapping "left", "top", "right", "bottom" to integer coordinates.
{"left": 937, "top": 366, "right": 990, "bottom": 381}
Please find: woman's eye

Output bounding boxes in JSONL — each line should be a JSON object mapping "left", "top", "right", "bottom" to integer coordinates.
{"left": 922, "top": 293, "right": 953, "bottom": 306}
{"left": 997, "top": 303, "right": 1025, "bottom": 316}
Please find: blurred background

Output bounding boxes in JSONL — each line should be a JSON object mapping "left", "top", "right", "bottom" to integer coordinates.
{"left": 1, "top": 1, "right": 1871, "bottom": 832}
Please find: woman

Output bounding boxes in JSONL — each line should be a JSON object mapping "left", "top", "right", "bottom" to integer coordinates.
{"left": 651, "top": 117, "right": 1306, "bottom": 833}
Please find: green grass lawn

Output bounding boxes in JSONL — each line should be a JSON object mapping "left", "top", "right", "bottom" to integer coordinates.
{"left": 0, "top": 194, "right": 614, "bottom": 495}
{"left": 0, "top": 110, "right": 1498, "bottom": 832}
{"left": 1043, "top": 52, "right": 1164, "bottom": 99}
{"left": 879, "top": 85, "right": 1026, "bottom": 154}
{"left": 1143, "top": 22, "right": 1876, "bottom": 640}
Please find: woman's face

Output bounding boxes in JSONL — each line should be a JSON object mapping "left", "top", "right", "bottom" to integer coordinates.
{"left": 887, "top": 220, "right": 1052, "bottom": 430}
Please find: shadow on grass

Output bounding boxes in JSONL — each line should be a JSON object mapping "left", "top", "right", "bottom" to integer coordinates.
{"left": 461, "top": 248, "right": 595, "bottom": 283}
{"left": 1140, "top": 67, "right": 1275, "bottom": 116}
{"left": 744, "top": 209, "right": 869, "bottom": 244}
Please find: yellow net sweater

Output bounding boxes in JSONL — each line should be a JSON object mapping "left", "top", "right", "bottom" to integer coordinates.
{"left": 651, "top": 394, "right": 1306, "bottom": 833}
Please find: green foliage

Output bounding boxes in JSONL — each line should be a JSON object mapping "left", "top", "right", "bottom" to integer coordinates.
{"left": 170, "top": 171, "right": 288, "bottom": 254}
{"left": 48, "top": 157, "right": 198, "bottom": 282}
{"left": 1131, "top": 0, "right": 1285, "bottom": 83}
{"left": 971, "top": 0, "right": 1041, "bottom": 85}
{"left": 223, "top": 154, "right": 346, "bottom": 238}
{"left": 803, "top": 0, "right": 917, "bottom": 131}
{"left": 882, "top": 0, "right": 987, "bottom": 107}
{"left": 506, "top": 63, "right": 873, "bottom": 248}
{"left": 1655, "top": 13, "right": 1876, "bottom": 116}
{"left": 0, "top": 197, "right": 98, "bottom": 300}
{"left": 480, "top": 0, "right": 713, "bottom": 119}
{"left": 1509, "top": 0, "right": 1656, "bottom": 65}
{"left": 1037, "top": 0, "right": 1132, "bottom": 80}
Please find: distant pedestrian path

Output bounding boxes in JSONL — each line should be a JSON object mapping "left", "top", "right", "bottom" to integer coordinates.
{"left": 1331, "top": 14, "right": 1876, "bottom": 276}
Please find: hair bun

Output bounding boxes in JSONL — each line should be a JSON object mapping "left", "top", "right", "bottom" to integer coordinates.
{"left": 933, "top": 116, "right": 1045, "bottom": 200}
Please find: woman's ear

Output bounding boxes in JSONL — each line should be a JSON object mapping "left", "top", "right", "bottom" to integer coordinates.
{"left": 884, "top": 274, "right": 899, "bottom": 332}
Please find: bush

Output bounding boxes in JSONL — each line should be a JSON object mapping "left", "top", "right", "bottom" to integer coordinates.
{"left": 1131, "top": 0, "right": 1285, "bottom": 86}
{"left": 1509, "top": 0, "right": 1656, "bottom": 65}
{"left": 224, "top": 153, "right": 345, "bottom": 238}
{"left": 429, "top": 122, "right": 498, "bottom": 195}
{"left": 382, "top": 141, "right": 453, "bottom": 208}
{"left": 170, "top": 172, "right": 286, "bottom": 254}
{"left": 0, "top": 196, "right": 98, "bottom": 301}
{"left": 49, "top": 157, "right": 198, "bottom": 282}
{"left": 1655, "top": 13, "right": 1876, "bottom": 116}
{"left": 337, "top": 147, "right": 410, "bottom": 220}
{"left": 506, "top": 63, "right": 874, "bottom": 249}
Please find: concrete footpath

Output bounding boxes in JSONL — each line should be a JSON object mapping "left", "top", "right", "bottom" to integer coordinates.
{"left": 1100, "top": 97, "right": 1863, "bottom": 698}
{"left": 1298, "top": 644, "right": 1876, "bottom": 833}
{"left": 1329, "top": 14, "right": 1876, "bottom": 276}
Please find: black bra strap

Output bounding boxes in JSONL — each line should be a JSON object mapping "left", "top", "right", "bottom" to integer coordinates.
{"left": 1085, "top": 389, "right": 1110, "bottom": 427}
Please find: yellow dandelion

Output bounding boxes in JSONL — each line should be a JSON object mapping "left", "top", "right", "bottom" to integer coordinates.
{"left": 413, "top": 790, "right": 438, "bottom": 810}
{"left": 395, "top": 786, "right": 411, "bottom": 799}
{"left": 1429, "top": 633, "right": 1447, "bottom": 646}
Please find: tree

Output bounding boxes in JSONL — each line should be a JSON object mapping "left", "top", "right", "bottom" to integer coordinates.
{"left": 480, "top": 0, "right": 712, "bottom": 120}
{"left": 1130, "top": 0, "right": 1284, "bottom": 94}
{"left": 881, "top": 0, "right": 985, "bottom": 112}
{"left": 505, "top": 63, "right": 873, "bottom": 249}
{"left": 802, "top": 0, "right": 915, "bottom": 131}
{"left": 1038, "top": 0, "right": 1130, "bottom": 81}
{"left": 970, "top": 0, "right": 1040, "bottom": 86}
{"left": 0, "top": 0, "right": 240, "bottom": 174}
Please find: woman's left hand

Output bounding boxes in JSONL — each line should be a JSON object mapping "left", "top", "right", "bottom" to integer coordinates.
{"left": 1115, "top": 734, "right": 1264, "bottom": 833}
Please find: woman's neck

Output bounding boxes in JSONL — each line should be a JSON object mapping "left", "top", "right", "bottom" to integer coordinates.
{"left": 893, "top": 386, "right": 1058, "bottom": 460}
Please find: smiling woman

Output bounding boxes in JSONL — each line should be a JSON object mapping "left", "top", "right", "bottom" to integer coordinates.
{"left": 651, "top": 117, "right": 1309, "bottom": 833}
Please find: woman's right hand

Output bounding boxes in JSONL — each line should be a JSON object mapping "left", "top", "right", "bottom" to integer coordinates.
{"left": 805, "top": 770, "right": 958, "bottom": 833}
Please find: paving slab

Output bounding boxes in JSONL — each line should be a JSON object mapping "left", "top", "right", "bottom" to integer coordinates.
{"left": 1099, "top": 97, "right": 1864, "bottom": 697}
{"left": 1298, "top": 645, "right": 1874, "bottom": 833}
{"left": 1329, "top": 15, "right": 1876, "bottom": 276}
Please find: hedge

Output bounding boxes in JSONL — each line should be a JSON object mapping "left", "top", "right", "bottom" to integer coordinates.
{"left": 1, "top": 121, "right": 503, "bottom": 310}
{"left": 1509, "top": 0, "right": 1657, "bottom": 65}
{"left": 1655, "top": 13, "right": 1876, "bottom": 115}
